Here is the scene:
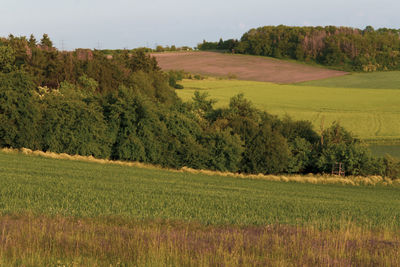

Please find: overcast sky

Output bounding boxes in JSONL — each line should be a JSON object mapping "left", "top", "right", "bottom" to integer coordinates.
{"left": 1, "top": 0, "right": 399, "bottom": 50}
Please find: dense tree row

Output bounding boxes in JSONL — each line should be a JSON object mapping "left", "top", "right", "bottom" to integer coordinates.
{"left": 1, "top": 34, "right": 399, "bottom": 178}
{"left": 0, "top": 34, "right": 175, "bottom": 100}
{"left": 99, "top": 45, "right": 194, "bottom": 59}
{"left": 199, "top": 25, "right": 400, "bottom": 71}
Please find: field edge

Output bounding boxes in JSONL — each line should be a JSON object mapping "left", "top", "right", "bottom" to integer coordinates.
{"left": 2, "top": 147, "right": 399, "bottom": 187}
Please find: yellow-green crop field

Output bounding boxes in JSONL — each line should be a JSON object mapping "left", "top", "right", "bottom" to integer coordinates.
{"left": 178, "top": 78, "right": 400, "bottom": 142}
{"left": 297, "top": 71, "right": 400, "bottom": 89}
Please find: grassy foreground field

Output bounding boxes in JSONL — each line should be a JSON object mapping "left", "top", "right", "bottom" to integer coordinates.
{"left": 2, "top": 150, "right": 400, "bottom": 226}
{"left": 1, "top": 151, "right": 400, "bottom": 265}
{"left": 178, "top": 78, "right": 400, "bottom": 142}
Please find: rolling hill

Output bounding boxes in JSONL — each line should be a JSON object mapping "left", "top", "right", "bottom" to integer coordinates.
{"left": 152, "top": 51, "right": 348, "bottom": 83}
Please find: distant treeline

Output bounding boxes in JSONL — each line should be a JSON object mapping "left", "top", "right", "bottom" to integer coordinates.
{"left": 198, "top": 25, "right": 400, "bottom": 71}
{"left": 1, "top": 34, "right": 399, "bottom": 178}
{"left": 100, "top": 44, "right": 194, "bottom": 57}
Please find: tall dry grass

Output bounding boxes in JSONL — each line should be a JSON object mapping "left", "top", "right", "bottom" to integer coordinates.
{"left": 2, "top": 147, "right": 398, "bottom": 187}
{"left": 0, "top": 214, "right": 399, "bottom": 266}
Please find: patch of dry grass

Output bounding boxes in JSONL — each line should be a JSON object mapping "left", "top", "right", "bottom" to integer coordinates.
{"left": 0, "top": 214, "right": 399, "bottom": 266}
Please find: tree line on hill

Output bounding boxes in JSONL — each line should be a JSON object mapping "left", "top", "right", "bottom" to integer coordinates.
{"left": 1, "top": 34, "right": 399, "bottom": 178}
{"left": 198, "top": 25, "right": 400, "bottom": 72}
{"left": 99, "top": 45, "right": 194, "bottom": 59}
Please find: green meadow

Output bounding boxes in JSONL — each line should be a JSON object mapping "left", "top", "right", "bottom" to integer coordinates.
{"left": 1, "top": 151, "right": 400, "bottom": 266}
{"left": 369, "top": 144, "right": 400, "bottom": 159}
{"left": 1, "top": 151, "right": 400, "bottom": 228}
{"left": 297, "top": 71, "right": 400, "bottom": 89}
{"left": 178, "top": 78, "right": 400, "bottom": 142}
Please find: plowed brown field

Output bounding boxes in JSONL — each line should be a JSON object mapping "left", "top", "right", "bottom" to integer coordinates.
{"left": 152, "top": 51, "right": 348, "bottom": 83}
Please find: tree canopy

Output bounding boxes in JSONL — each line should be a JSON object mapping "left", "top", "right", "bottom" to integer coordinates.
{"left": 199, "top": 25, "right": 400, "bottom": 72}
{"left": 1, "top": 34, "right": 398, "bottom": 178}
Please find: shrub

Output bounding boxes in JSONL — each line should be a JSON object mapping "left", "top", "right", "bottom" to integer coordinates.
{"left": 0, "top": 71, "right": 41, "bottom": 149}
{"left": 174, "top": 84, "right": 184, "bottom": 89}
{"left": 383, "top": 155, "right": 400, "bottom": 179}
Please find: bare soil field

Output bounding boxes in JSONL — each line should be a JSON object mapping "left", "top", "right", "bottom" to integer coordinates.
{"left": 152, "top": 52, "right": 348, "bottom": 83}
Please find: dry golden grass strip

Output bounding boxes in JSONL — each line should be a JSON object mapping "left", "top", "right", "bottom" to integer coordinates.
{"left": 0, "top": 214, "right": 399, "bottom": 266}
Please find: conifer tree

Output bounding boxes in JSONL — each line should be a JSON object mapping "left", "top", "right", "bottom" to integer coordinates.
{"left": 40, "top": 34, "right": 53, "bottom": 48}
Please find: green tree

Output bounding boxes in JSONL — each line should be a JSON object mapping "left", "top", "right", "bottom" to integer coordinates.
{"left": 28, "top": 34, "right": 37, "bottom": 48}
{"left": 0, "top": 46, "right": 16, "bottom": 73}
{"left": 39, "top": 82, "right": 111, "bottom": 158}
{"left": 40, "top": 34, "right": 53, "bottom": 48}
{"left": 242, "top": 122, "right": 291, "bottom": 174}
{"left": 0, "top": 72, "right": 41, "bottom": 149}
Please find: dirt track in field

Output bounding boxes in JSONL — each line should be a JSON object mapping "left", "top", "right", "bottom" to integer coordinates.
{"left": 152, "top": 52, "right": 348, "bottom": 83}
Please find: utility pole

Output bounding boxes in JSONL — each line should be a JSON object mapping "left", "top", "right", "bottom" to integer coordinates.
{"left": 60, "top": 40, "right": 65, "bottom": 51}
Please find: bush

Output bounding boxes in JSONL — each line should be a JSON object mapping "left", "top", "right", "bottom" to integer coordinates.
{"left": 193, "top": 74, "right": 206, "bottom": 80}
{"left": 0, "top": 71, "right": 41, "bottom": 149}
{"left": 383, "top": 155, "right": 400, "bottom": 179}
{"left": 39, "top": 83, "right": 111, "bottom": 158}
{"left": 167, "top": 70, "right": 185, "bottom": 88}
{"left": 313, "top": 123, "right": 381, "bottom": 176}
{"left": 174, "top": 84, "right": 184, "bottom": 89}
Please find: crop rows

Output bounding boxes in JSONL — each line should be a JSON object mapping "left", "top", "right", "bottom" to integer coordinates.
{"left": 1, "top": 151, "right": 400, "bottom": 228}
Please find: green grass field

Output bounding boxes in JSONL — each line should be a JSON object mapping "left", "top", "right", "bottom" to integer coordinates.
{"left": 1, "top": 151, "right": 400, "bottom": 265}
{"left": 297, "top": 71, "right": 400, "bottom": 89}
{"left": 1, "top": 151, "right": 400, "bottom": 228}
{"left": 369, "top": 144, "right": 400, "bottom": 159}
{"left": 178, "top": 78, "right": 400, "bottom": 143}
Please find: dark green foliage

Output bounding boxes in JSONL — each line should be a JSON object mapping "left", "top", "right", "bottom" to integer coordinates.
{"left": 286, "top": 137, "right": 313, "bottom": 173}
{"left": 200, "top": 130, "right": 243, "bottom": 172}
{"left": 40, "top": 34, "right": 53, "bottom": 48}
{"left": 192, "top": 74, "right": 206, "bottom": 80}
{"left": 125, "top": 50, "right": 160, "bottom": 73}
{"left": 101, "top": 87, "right": 177, "bottom": 166}
{"left": 0, "top": 72, "right": 40, "bottom": 149}
{"left": 191, "top": 91, "right": 217, "bottom": 123}
{"left": 0, "top": 46, "right": 16, "bottom": 73}
{"left": 28, "top": 34, "right": 37, "bottom": 48}
{"left": 99, "top": 45, "right": 193, "bottom": 56}
{"left": 217, "top": 38, "right": 239, "bottom": 51}
{"left": 383, "top": 155, "right": 400, "bottom": 179}
{"left": 167, "top": 70, "right": 184, "bottom": 89}
{"left": 314, "top": 123, "right": 383, "bottom": 176}
{"left": 213, "top": 94, "right": 291, "bottom": 174}
{"left": 197, "top": 40, "right": 218, "bottom": 51}
{"left": 103, "top": 86, "right": 241, "bottom": 171}
{"left": 39, "top": 83, "right": 111, "bottom": 158}
{"left": 241, "top": 122, "right": 291, "bottom": 174}
{"left": 0, "top": 34, "right": 393, "bottom": 177}
{"left": 202, "top": 26, "right": 400, "bottom": 71}
{"left": 0, "top": 35, "right": 177, "bottom": 102}
{"left": 199, "top": 38, "right": 239, "bottom": 52}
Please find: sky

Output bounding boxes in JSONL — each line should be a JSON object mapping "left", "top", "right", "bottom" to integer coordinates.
{"left": 1, "top": 0, "right": 399, "bottom": 50}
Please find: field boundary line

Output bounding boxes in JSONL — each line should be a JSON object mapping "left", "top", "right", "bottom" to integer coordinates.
{"left": 1, "top": 147, "right": 398, "bottom": 187}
